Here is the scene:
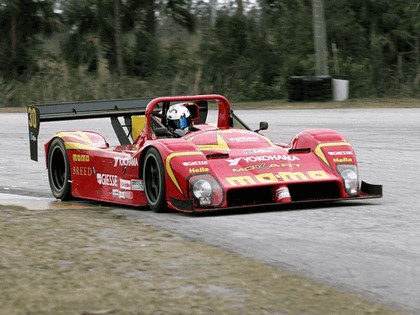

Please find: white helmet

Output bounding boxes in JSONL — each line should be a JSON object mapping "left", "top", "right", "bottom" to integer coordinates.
{"left": 166, "top": 104, "right": 192, "bottom": 137}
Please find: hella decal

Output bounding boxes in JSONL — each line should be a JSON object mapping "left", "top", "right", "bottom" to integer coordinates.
{"left": 333, "top": 157, "right": 353, "bottom": 164}
{"left": 227, "top": 155, "right": 300, "bottom": 166}
{"left": 189, "top": 167, "right": 209, "bottom": 174}
{"left": 226, "top": 170, "right": 329, "bottom": 186}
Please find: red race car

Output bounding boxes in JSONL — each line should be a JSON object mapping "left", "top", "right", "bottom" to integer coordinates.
{"left": 28, "top": 94, "right": 381, "bottom": 212}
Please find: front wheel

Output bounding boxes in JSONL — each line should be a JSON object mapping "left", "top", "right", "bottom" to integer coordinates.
{"left": 47, "top": 138, "right": 72, "bottom": 200}
{"left": 143, "top": 148, "right": 167, "bottom": 212}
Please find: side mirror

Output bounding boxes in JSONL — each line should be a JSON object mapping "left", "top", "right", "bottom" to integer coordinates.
{"left": 255, "top": 121, "right": 268, "bottom": 133}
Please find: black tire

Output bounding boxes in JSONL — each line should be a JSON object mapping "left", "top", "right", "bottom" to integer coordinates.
{"left": 47, "top": 138, "right": 72, "bottom": 200}
{"left": 143, "top": 147, "right": 167, "bottom": 212}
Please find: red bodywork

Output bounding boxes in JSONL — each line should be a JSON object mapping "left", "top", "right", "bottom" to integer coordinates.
{"left": 41, "top": 94, "right": 381, "bottom": 212}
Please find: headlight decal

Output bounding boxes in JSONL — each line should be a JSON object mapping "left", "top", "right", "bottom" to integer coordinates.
{"left": 166, "top": 151, "right": 205, "bottom": 195}
{"left": 314, "top": 142, "right": 351, "bottom": 166}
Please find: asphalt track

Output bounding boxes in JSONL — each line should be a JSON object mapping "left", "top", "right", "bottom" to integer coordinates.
{"left": 1, "top": 107, "right": 420, "bottom": 313}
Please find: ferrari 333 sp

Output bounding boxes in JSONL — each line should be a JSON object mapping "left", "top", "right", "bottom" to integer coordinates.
{"left": 28, "top": 94, "right": 382, "bottom": 212}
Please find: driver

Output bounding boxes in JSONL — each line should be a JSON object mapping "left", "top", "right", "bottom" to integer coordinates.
{"left": 166, "top": 103, "right": 192, "bottom": 137}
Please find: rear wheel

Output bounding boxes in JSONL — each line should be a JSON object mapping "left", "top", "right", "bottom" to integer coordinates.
{"left": 48, "top": 138, "right": 72, "bottom": 200}
{"left": 143, "top": 148, "right": 167, "bottom": 212}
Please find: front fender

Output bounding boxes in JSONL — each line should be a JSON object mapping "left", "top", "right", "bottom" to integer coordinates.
{"left": 291, "top": 128, "right": 357, "bottom": 168}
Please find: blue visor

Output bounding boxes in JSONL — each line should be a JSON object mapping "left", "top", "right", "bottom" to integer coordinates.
{"left": 168, "top": 115, "right": 191, "bottom": 130}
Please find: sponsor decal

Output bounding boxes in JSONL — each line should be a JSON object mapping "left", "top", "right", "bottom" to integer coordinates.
{"left": 277, "top": 187, "right": 291, "bottom": 199}
{"left": 182, "top": 161, "right": 208, "bottom": 166}
{"left": 189, "top": 167, "right": 209, "bottom": 174}
{"left": 97, "top": 173, "right": 118, "bottom": 187}
{"left": 123, "top": 191, "right": 134, "bottom": 200}
{"left": 72, "top": 166, "right": 92, "bottom": 176}
{"left": 120, "top": 179, "right": 131, "bottom": 190}
{"left": 275, "top": 186, "right": 291, "bottom": 202}
{"left": 113, "top": 156, "right": 138, "bottom": 167}
{"left": 72, "top": 154, "right": 90, "bottom": 162}
{"left": 243, "top": 148, "right": 275, "bottom": 154}
{"left": 314, "top": 142, "right": 351, "bottom": 166}
{"left": 226, "top": 170, "right": 329, "bottom": 186}
{"left": 29, "top": 132, "right": 37, "bottom": 141}
{"left": 232, "top": 163, "right": 301, "bottom": 172}
{"left": 229, "top": 136, "right": 259, "bottom": 142}
{"left": 112, "top": 189, "right": 133, "bottom": 200}
{"left": 227, "top": 155, "right": 300, "bottom": 166}
{"left": 333, "top": 157, "right": 353, "bottom": 164}
{"left": 131, "top": 180, "right": 144, "bottom": 191}
{"left": 327, "top": 151, "right": 353, "bottom": 156}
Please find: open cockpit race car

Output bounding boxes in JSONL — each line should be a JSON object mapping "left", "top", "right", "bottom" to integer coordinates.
{"left": 28, "top": 94, "right": 382, "bottom": 212}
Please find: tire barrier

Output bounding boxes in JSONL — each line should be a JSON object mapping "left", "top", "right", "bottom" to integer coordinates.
{"left": 288, "top": 75, "right": 335, "bottom": 102}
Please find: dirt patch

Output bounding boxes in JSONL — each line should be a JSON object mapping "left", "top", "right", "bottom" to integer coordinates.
{"left": 0, "top": 202, "right": 404, "bottom": 315}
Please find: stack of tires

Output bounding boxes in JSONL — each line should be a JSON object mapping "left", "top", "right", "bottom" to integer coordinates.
{"left": 288, "top": 75, "right": 333, "bottom": 102}
{"left": 287, "top": 76, "right": 305, "bottom": 101}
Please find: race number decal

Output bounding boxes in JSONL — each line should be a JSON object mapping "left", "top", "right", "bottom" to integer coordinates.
{"left": 28, "top": 106, "right": 40, "bottom": 161}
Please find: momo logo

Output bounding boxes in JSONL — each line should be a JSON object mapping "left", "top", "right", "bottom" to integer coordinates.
{"left": 114, "top": 156, "right": 138, "bottom": 167}
{"left": 97, "top": 173, "right": 118, "bottom": 187}
{"left": 73, "top": 154, "right": 90, "bottom": 162}
{"left": 227, "top": 155, "right": 300, "bottom": 166}
{"left": 226, "top": 170, "right": 329, "bottom": 187}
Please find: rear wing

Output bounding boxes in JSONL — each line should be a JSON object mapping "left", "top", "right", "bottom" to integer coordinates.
{"left": 27, "top": 97, "right": 209, "bottom": 161}
{"left": 27, "top": 98, "right": 154, "bottom": 161}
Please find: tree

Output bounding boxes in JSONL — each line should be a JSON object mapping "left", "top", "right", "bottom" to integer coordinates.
{"left": 60, "top": 0, "right": 196, "bottom": 77}
{"left": 199, "top": 11, "right": 280, "bottom": 100}
{"left": 0, "top": 0, "right": 56, "bottom": 79}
